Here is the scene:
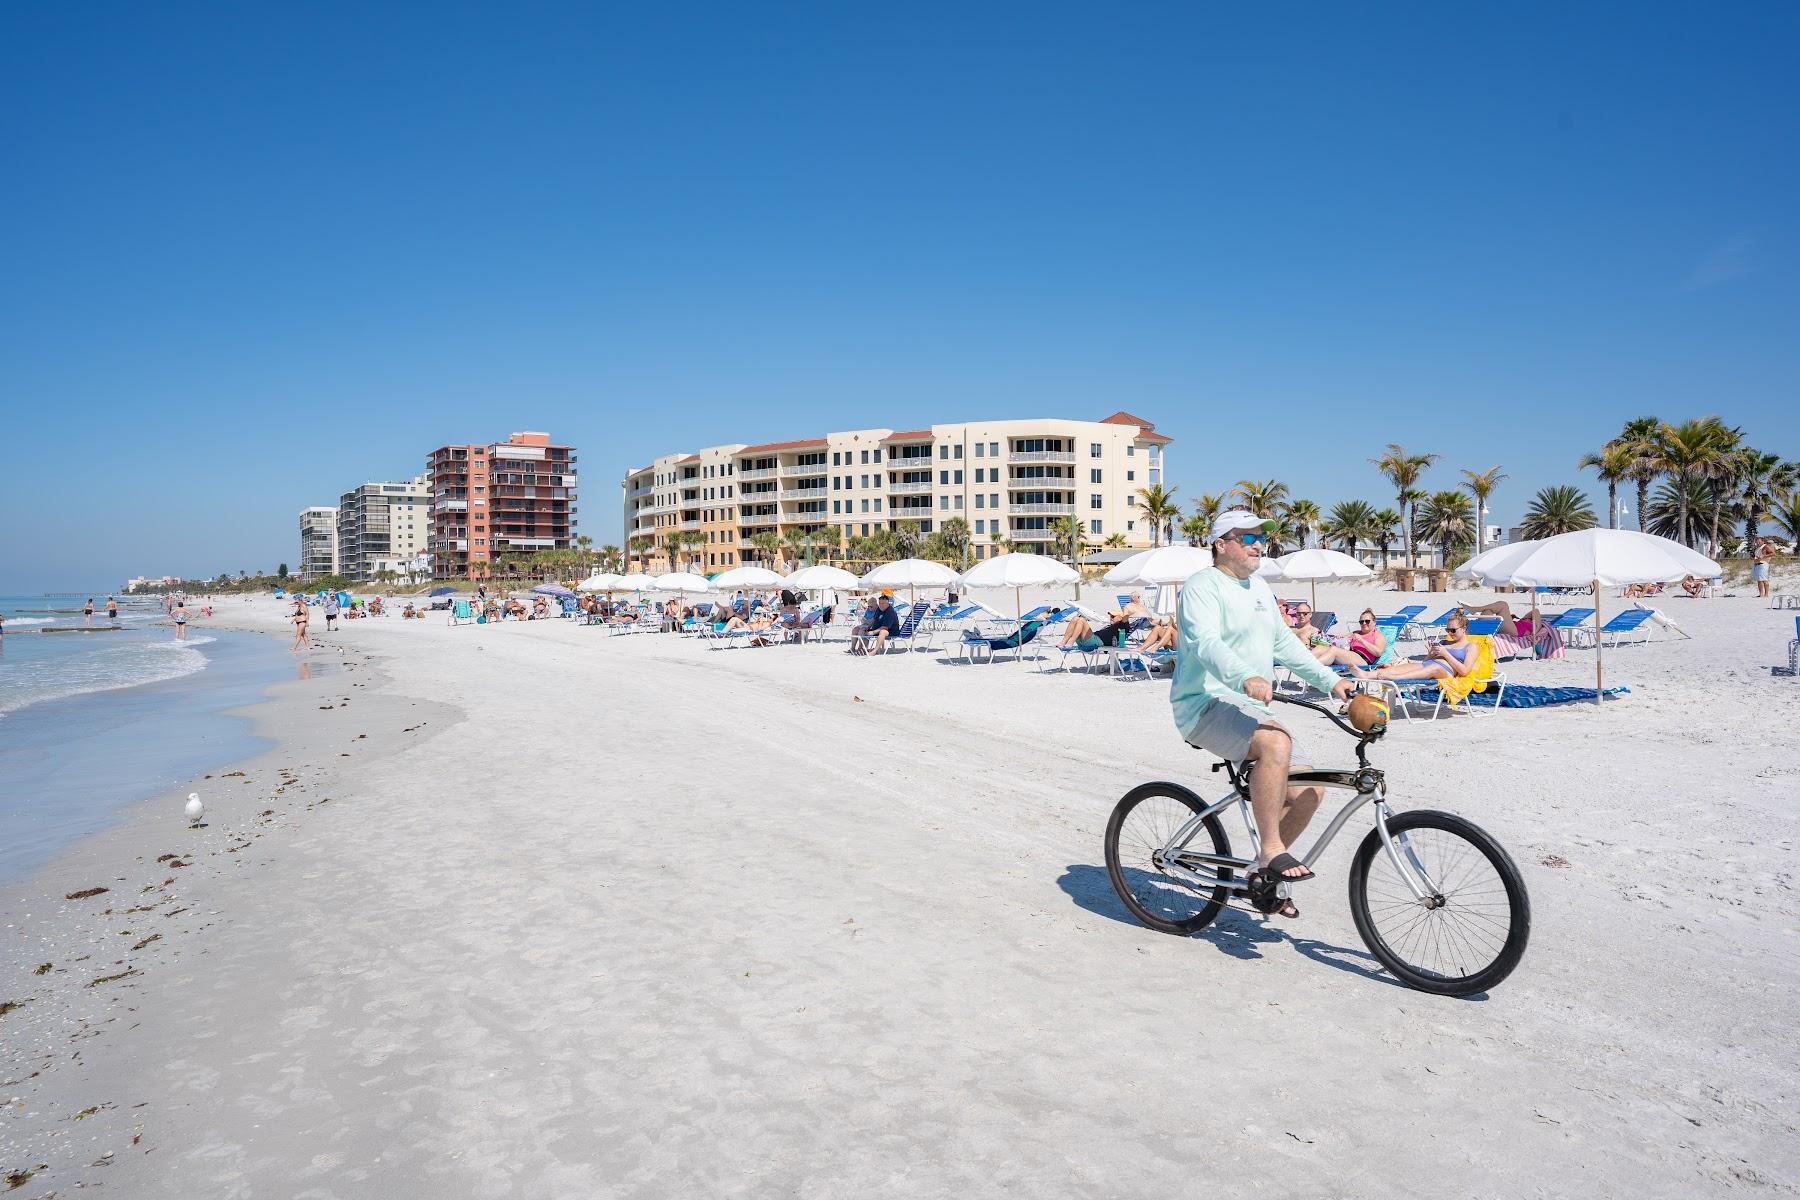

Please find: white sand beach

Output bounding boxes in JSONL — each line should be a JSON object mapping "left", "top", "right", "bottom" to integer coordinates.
{"left": 4, "top": 589, "right": 1797, "bottom": 1198}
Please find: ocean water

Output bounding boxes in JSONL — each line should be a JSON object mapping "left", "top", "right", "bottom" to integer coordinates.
{"left": 0, "top": 594, "right": 297, "bottom": 884}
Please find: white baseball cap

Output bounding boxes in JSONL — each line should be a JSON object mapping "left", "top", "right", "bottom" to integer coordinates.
{"left": 1211, "top": 509, "right": 1279, "bottom": 542}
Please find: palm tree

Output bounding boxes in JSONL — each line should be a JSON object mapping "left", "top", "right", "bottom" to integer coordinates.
{"left": 1616, "top": 416, "right": 1663, "bottom": 533}
{"left": 1704, "top": 431, "right": 1748, "bottom": 555}
{"left": 1285, "top": 499, "right": 1322, "bottom": 550}
{"left": 1230, "top": 478, "right": 1289, "bottom": 519}
{"left": 1371, "top": 509, "right": 1401, "bottom": 570}
{"left": 749, "top": 531, "right": 781, "bottom": 566}
{"left": 807, "top": 526, "right": 842, "bottom": 566}
{"left": 987, "top": 527, "right": 1014, "bottom": 556}
{"left": 1050, "top": 515, "right": 1092, "bottom": 571}
{"left": 1738, "top": 451, "right": 1798, "bottom": 548}
{"left": 1458, "top": 465, "right": 1507, "bottom": 552}
{"left": 1135, "top": 484, "right": 1181, "bottom": 547}
{"left": 1578, "top": 442, "right": 1634, "bottom": 529}
{"left": 893, "top": 520, "right": 924, "bottom": 558}
{"left": 1189, "top": 492, "right": 1226, "bottom": 543}
{"left": 1370, "top": 445, "right": 1439, "bottom": 566}
{"left": 780, "top": 527, "right": 811, "bottom": 570}
{"left": 627, "top": 537, "right": 653, "bottom": 570}
{"left": 1519, "top": 485, "right": 1598, "bottom": 540}
{"left": 938, "top": 517, "right": 972, "bottom": 570}
{"left": 598, "top": 544, "right": 622, "bottom": 573}
{"left": 1180, "top": 513, "right": 1210, "bottom": 546}
{"left": 1644, "top": 478, "right": 1715, "bottom": 547}
{"left": 1418, "top": 490, "right": 1476, "bottom": 566}
{"left": 1103, "top": 532, "right": 1127, "bottom": 549}
{"left": 1325, "top": 500, "right": 1380, "bottom": 557}
{"left": 1653, "top": 417, "right": 1737, "bottom": 548}
{"left": 1769, "top": 489, "right": 1800, "bottom": 547}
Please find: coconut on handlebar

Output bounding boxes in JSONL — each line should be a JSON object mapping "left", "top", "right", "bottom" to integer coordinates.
{"left": 1347, "top": 693, "right": 1389, "bottom": 737}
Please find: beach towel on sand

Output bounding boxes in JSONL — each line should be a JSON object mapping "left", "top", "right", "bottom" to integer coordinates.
{"left": 1450, "top": 684, "right": 1631, "bottom": 708}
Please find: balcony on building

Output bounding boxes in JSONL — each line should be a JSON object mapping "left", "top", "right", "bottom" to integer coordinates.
{"left": 1009, "top": 501, "right": 1074, "bottom": 514}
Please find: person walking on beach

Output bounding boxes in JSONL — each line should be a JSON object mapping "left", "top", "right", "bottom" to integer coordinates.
{"left": 105, "top": 595, "right": 118, "bottom": 620}
{"left": 83, "top": 597, "right": 95, "bottom": 623}
{"left": 290, "top": 598, "right": 310, "bottom": 650}
{"left": 1170, "top": 510, "right": 1354, "bottom": 919}
{"left": 1752, "top": 537, "right": 1775, "bottom": 600}
{"left": 323, "top": 592, "right": 340, "bottom": 632}
{"left": 173, "top": 599, "right": 189, "bottom": 640}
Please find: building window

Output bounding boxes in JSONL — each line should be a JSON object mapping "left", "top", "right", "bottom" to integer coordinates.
{"left": 938, "top": 445, "right": 948, "bottom": 460}
{"left": 975, "top": 443, "right": 985, "bottom": 458}
{"left": 874, "top": 499, "right": 883, "bottom": 511}
{"left": 833, "top": 500, "right": 840, "bottom": 514}
{"left": 954, "top": 495, "right": 963, "bottom": 509}
{"left": 1127, "top": 520, "right": 1135, "bottom": 531}
{"left": 953, "top": 469, "right": 962, "bottom": 484}
{"left": 861, "top": 523, "right": 870, "bottom": 536}
{"left": 1091, "top": 469, "right": 1102, "bottom": 484}
{"left": 975, "top": 494, "right": 985, "bottom": 509}
{"left": 1091, "top": 494, "right": 1103, "bottom": 509}
{"left": 939, "top": 496, "right": 948, "bottom": 510}
{"left": 953, "top": 444, "right": 963, "bottom": 459}
{"left": 990, "top": 493, "right": 999, "bottom": 508}
{"left": 1091, "top": 443, "right": 1102, "bottom": 457}
{"left": 1127, "top": 471, "right": 1135, "bottom": 481}
{"left": 860, "top": 450, "right": 869, "bottom": 464}
{"left": 861, "top": 499, "right": 869, "bottom": 513}
{"left": 939, "top": 470, "right": 949, "bottom": 485}
{"left": 832, "top": 452, "right": 841, "bottom": 465}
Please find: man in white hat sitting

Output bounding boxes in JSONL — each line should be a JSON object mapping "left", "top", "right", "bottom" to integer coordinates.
{"left": 1170, "top": 509, "right": 1355, "bottom": 918}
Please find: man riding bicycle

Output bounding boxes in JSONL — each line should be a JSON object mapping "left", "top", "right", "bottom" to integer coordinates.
{"left": 1171, "top": 510, "right": 1355, "bottom": 916}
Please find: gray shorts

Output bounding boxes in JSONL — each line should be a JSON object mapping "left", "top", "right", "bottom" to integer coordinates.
{"left": 1183, "top": 698, "right": 1294, "bottom": 763}
{"left": 1752, "top": 562, "right": 1769, "bottom": 582}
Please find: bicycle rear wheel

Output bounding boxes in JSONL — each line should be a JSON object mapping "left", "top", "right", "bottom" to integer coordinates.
{"left": 1104, "top": 782, "right": 1235, "bottom": 935}
{"left": 1348, "top": 809, "right": 1530, "bottom": 996}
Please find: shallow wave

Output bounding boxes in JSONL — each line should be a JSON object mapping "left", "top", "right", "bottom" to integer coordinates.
{"left": 0, "top": 636, "right": 210, "bottom": 717}
{"left": 4, "top": 616, "right": 54, "bottom": 627}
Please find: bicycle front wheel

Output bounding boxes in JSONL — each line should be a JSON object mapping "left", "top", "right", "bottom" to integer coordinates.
{"left": 1348, "top": 809, "right": 1530, "bottom": 997}
{"left": 1104, "top": 782, "right": 1235, "bottom": 935}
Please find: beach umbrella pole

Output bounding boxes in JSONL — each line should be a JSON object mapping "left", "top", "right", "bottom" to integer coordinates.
{"left": 1593, "top": 579, "right": 1603, "bottom": 705}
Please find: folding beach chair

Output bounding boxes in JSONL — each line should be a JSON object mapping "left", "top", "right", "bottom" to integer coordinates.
{"left": 1568, "top": 607, "right": 1657, "bottom": 649}
{"left": 448, "top": 600, "right": 475, "bottom": 627}
{"left": 1376, "top": 635, "right": 1506, "bottom": 721}
{"left": 1402, "top": 610, "right": 1454, "bottom": 641}
{"left": 1384, "top": 605, "right": 1427, "bottom": 624}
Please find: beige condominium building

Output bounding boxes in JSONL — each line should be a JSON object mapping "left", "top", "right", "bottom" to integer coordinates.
{"left": 298, "top": 506, "right": 339, "bottom": 578}
{"left": 622, "top": 412, "right": 1170, "bottom": 572}
{"left": 337, "top": 475, "right": 431, "bottom": 581}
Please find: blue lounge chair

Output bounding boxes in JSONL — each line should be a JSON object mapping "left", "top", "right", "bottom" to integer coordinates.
{"left": 1384, "top": 605, "right": 1427, "bottom": 624}
{"left": 1569, "top": 607, "right": 1657, "bottom": 649}
{"left": 449, "top": 600, "right": 476, "bottom": 627}
{"left": 1402, "top": 610, "right": 1454, "bottom": 641}
{"left": 850, "top": 603, "right": 927, "bottom": 654}
{"left": 955, "top": 620, "right": 1045, "bottom": 664}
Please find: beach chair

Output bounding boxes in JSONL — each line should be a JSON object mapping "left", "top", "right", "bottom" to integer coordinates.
{"left": 1312, "top": 611, "right": 1337, "bottom": 634}
{"left": 1384, "top": 605, "right": 1426, "bottom": 624}
{"left": 954, "top": 619, "right": 1045, "bottom": 664}
{"left": 1779, "top": 617, "right": 1799, "bottom": 677}
{"left": 1377, "top": 635, "right": 1506, "bottom": 720}
{"left": 448, "top": 600, "right": 475, "bottom": 627}
{"left": 1464, "top": 616, "right": 1502, "bottom": 637}
{"left": 850, "top": 603, "right": 927, "bottom": 655}
{"left": 1562, "top": 607, "right": 1655, "bottom": 649}
{"left": 1113, "top": 647, "right": 1177, "bottom": 680}
{"left": 1402, "top": 610, "right": 1454, "bottom": 641}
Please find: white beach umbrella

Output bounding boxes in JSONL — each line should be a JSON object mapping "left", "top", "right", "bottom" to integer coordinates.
{"left": 1451, "top": 540, "right": 1552, "bottom": 658}
{"left": 578, "top": 572, "right": 628, "bottom": 592}
{"left": 861, "top": 557, "right": 961, "bottom": 613}
{"left": 1275, "top": 547, "right": 1374, "bottom": 610}
{"left": 616, "top": 573, "right": 656, "bottom": 593}
{"left": 651, "top": 571, "right": 713, "bottom": 593}
{"left": 711, "top": 565, "right": 787, "bottom": 616}
{"left": 1253, "top": 556, "right": 1287, "bottom": 582}
{"left": 958, "top": 552, "right": 1079, "bottom": 663}
{"left": 1102, "top": 545, "right": 1213, "bottom": 587}
{"left": 1497, "top": 528, "right": 1719, "bottom": 702}
{"left": 785, "top": 565, "right": 860, "bottom": 591}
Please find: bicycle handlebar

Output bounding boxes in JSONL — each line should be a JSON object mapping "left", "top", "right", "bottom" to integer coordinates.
{"left": 1272, "top": 692, "right": 1369, "bottom": 741}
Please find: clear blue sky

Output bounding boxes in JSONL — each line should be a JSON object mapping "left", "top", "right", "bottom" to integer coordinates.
{"left": 3, "top": 2, "right": 1795, "bottom": 591}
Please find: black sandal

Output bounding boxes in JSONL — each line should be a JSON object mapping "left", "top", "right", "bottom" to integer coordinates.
{"left": 1257, "top": 852, "right": 1315, "bottom": 884}
{"left": 1244, "top": 874, "right": 1301, "bottom": 919}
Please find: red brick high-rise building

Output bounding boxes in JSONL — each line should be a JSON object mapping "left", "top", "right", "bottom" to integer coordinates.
{"left": 428, "top": 431, "right": 578, "bottom": 580}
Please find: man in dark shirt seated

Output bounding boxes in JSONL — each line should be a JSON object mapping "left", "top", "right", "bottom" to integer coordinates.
{"left": 850, "top": 592, "right": 902, "bottom": 655}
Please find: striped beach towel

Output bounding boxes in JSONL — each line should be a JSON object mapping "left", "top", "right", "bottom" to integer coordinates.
{"left": 1492, "top": 622, "right": 1566, "bottom": 661}
{"left": 1458, "top": 684, "right": 1629, "bottom": 708}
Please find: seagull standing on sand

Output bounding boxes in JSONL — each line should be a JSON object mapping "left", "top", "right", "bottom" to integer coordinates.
{"left": 185, "top": 793, "right": 204, "bottom": 827}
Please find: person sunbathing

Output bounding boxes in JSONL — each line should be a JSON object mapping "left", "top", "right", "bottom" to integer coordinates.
{"left": 1313, "top": 608, "right": 1385, "bottom": 669}
{"left": 1059, "top": 591, "right": 1154, "bottom": 650}
{"left": 1362, "top": 614, "right": 1478, "bottom": 681}
{"left": 1681, "top": 575, "right": 1705, "bottom": 598}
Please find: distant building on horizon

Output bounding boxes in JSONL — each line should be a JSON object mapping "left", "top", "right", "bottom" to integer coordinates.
{"left": 337, "top": 476, "right": 431, "bottom": 582}
{"left": 620, "top": 412, "right": 1171, "bottom": 573}
{"left": 124, "top": 575, "right": 182, "bottom": 593}
{"left": 428, "top": 431, "right": 578, "bottom": 580}
{"left": 299, "top": 506, "right": 339, "bottom": 579}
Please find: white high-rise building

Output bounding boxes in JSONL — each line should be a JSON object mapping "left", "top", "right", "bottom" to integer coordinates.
{"left": 337, "top": 476, "right": 431, "bottom": 581}
{"left": 299, "top": 507, "right": 339, "bottom": 578}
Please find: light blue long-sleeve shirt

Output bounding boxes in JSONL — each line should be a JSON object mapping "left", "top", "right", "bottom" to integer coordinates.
{"left": 1169, "top": 567, "right": 1343, "bottom": 735}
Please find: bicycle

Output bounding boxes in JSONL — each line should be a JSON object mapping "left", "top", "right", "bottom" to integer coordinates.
{"left": 1103, "top": 694, "right": 1530, "bottom": 996}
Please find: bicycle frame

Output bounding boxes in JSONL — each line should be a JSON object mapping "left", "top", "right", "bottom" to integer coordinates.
{"left": 1155, "top": 768, "right": 1445, "bottom": 907}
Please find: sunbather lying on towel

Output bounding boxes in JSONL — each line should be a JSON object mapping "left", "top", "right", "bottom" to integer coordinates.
{"left": 1360, "top": 613, "right": 1478, "bottom": 681}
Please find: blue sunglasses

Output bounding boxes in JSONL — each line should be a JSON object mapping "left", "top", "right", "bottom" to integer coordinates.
{"left": 1237, "top": 532, "right": 1266, "bottom": 546}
